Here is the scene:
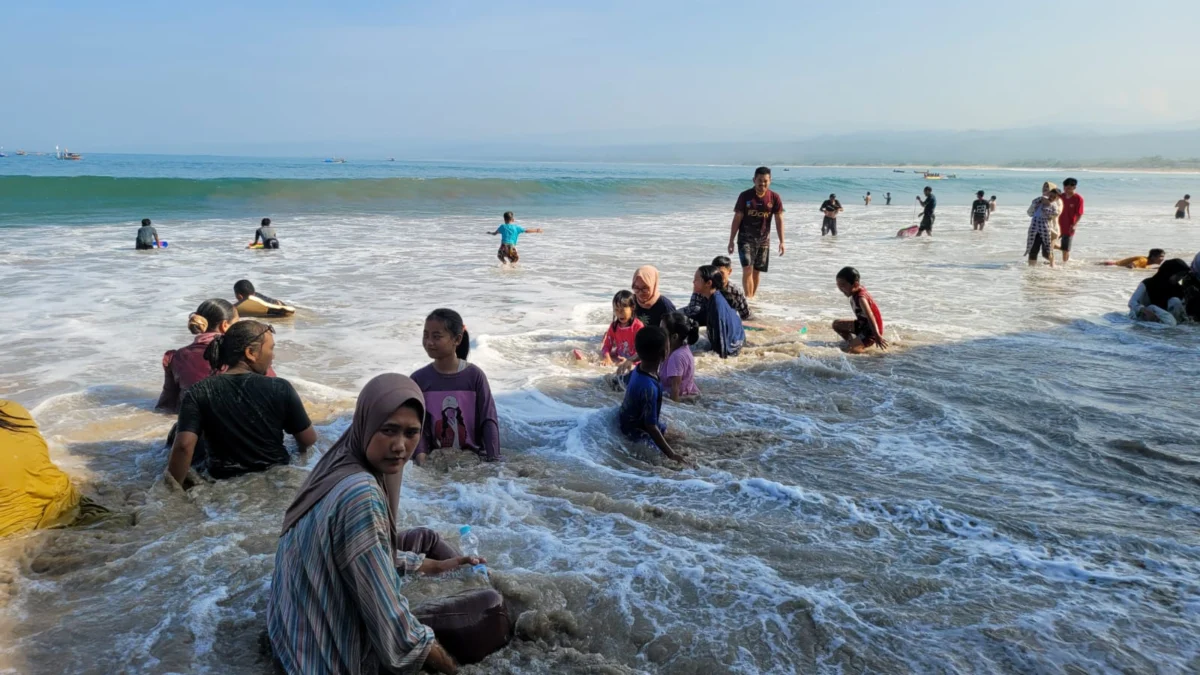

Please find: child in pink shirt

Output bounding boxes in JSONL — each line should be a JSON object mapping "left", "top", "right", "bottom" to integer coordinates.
{"left": 601, "top": 290, "right": 644, "bottom": 367}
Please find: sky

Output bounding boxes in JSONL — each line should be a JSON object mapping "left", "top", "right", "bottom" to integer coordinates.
{"left": 2, "top": 0, "right": 1198, "bottom": 154}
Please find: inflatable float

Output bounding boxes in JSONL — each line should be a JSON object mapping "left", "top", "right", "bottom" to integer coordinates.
{"left": 235, "top": 295, "right": 296, "bottom": 318}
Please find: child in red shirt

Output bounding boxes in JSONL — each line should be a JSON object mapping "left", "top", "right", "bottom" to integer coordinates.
{"left": 832, "top": 267, "right": 888, "bottom": 354}
{"left": 602, "top": 290, "right": 644, "bottom": 367}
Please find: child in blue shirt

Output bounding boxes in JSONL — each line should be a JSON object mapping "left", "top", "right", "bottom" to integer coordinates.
{"left": 488, "top": 211, "right": 543, "bottom": 264}
{"left": 618, "top": 326, "right": 689, "bottom": 464}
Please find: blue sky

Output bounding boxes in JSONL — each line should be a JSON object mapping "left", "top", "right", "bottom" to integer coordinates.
{"left": 2, "top": 0, "right": 1197, "bottom": 153}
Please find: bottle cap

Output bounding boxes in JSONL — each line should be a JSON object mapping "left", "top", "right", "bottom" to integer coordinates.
{"left": 459, "top": 525, "right": 471, "bottom": 535}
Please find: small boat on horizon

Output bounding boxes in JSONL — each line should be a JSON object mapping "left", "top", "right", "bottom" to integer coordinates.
{"left": 55, "top": 145, "right": 83, "bottom": 160}
{"left": 15, "top": 150, "right": 27, "bottom": 156}
{"left": 893, "top": 169, "right": 906, "bottom": 173}
{"left": 323, "top": 158, "right": 346, "bottom": 164}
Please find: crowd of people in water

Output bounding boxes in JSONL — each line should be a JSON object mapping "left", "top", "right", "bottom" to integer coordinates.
{"left": 2, "top": 166, "right": 1198, "bottom": 673}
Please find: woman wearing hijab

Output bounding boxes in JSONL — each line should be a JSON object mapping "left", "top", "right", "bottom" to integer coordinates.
{"left": 1026, "top": 183, "right": 1063, "bottom": 267}
{"left": 632, "top": 265, "right": 677, "bottom": 329}
{"left": 268, "top": 374, "right": 511, "bottom": 675}
{"left": 1128, "top": 258, "right": 1190, "bottom": 325}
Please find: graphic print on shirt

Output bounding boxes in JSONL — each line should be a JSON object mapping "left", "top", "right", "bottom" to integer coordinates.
{"left": 425, "top": 391, "right": 477, "bottom": 450}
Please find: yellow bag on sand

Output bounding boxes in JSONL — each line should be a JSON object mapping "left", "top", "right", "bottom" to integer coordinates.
{"left": 0, "top": 400, "right": 82, "bottom": 537}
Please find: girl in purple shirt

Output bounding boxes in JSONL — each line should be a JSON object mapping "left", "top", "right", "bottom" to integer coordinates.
{"left": 659, "top": 312, "right": 701, "bottom": 402}
{"left": 410, "top": 309, "right": 501, "bottom": 464}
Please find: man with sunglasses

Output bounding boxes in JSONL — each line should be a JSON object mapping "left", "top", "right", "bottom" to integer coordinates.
{"left": 167, "top": 320, "right": 316, "bottom": 486}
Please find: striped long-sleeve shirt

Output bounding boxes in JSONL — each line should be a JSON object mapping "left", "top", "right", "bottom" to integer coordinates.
{"left": 268, "top": 474, "right": 433, "bottom": 674}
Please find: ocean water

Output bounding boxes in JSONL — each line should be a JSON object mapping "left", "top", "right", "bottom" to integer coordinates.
{"left": 1, "top": 156, "right": 1199, "bottom": 674}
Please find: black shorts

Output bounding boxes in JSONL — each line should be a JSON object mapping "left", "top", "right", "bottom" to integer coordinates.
{"left": 737, "top": 238, "right": 770, "bottom": 272}
{"left": 1059, "top": 234, "right": 1074, "bottom": 252}
{"left": 264, "top": 238, "right": 280, "bottom": 249}
{"left": 821, "top": 216, "right": 838, "bottom": 236}
{"left": 136, "top": 242, "right": 154, "bottom": 250}
{"left": 1177, "top": 210, "right": 1187, "bottom": 219}
{"left": 497, "top": 244, "right": 519, "bottom": 263}
{"left": 972, "top": 214, "right": 987, "bottom": 226}
{"left": 919, "top": 214, "right": 934, "bottom": 233}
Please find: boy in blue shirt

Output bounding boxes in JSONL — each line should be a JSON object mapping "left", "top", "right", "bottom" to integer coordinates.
{"left": 487, "top": 211, "right": 543, "bottom": 264}
{"left": 618, "top": 326, "right": 689, "bottom": 465}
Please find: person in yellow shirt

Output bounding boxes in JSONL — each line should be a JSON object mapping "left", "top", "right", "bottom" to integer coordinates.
{"left": 0, "top": 400, "right": 84, "bottom": 536}
{"left": 1100, "top": 249, "right": 1165, "bottom": 269}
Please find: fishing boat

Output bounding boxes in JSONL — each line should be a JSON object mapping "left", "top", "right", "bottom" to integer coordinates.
{"left": 323, "top": 158, "right": 346, "bottom": 164}
{"left": 55, "top": 146, "right": 83, "bottom": 161}
{"left": 893, "top": 169, "right": 906, "bottom": 173}
{"left": 15, "top": 150, "right": 27, "bottom": 156}
{"left": 923, "top": 172, "right": 943, "bottom": 180}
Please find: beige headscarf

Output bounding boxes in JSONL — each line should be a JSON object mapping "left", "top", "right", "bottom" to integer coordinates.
{"left": 280, "top": 373, "right": 425, "bottom": 555}
{"left": 633, "top": 266, "right": 662, "bottom": 309}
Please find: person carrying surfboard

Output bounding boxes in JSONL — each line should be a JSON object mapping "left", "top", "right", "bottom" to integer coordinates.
{"left": 915, "top": 186, "right": 936, "bottom": 237}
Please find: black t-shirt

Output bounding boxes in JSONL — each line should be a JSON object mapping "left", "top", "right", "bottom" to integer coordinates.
{"left": 972, "top": 199, "right": 990, "bottom": 217}
{"left": 820, "top": 200, "right": 841, "bottom": 218}
{"left": 177, "top": 372, "right": 311, "bottom": 479}
{"left": 922, "top": 194, "right": 937, "bottom": 217}
{"left": 635, "top": 296, "right": 677, "bottom": 330}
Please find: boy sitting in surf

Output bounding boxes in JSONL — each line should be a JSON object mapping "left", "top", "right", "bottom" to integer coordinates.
{"left": 618, "top": 326, "right": 689, "bottom": 465}
{"left": 487, "top": 211, "right": 543, "bottom": 264}
{"left": 832, "top": 267, "right": 888, "bottom": 354}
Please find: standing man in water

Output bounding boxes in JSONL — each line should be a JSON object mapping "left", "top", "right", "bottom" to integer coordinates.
{"left": 727, "top": 166, "right": 785, "bottom": 300}
{"left": 970, "top": 191, "right": 990, "bottom": 230}
{"left": 1058, "top": 178, "right": 1084, "bottom": 263}
{"left": 1177, "top": 195, "right": 1191, "bottom": 219}
{"left": 916, "top": 186, "right": 936, "bottom": 236}
{"left": 864, "top": 192, "right": 872, "bottom": 207}
{"left": 820, "top": 193, "right": 844, "bottom": 236}
{"left": 885, "top": 192, "right": 892, "bottom": 206}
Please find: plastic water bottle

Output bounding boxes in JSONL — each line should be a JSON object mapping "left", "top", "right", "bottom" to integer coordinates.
{"left": 458, "top": 525, "right": 490, "bottom": 581}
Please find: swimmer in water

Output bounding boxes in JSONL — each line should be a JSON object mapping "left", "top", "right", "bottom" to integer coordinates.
{"left": 1175, "top": 195, "right": 1191, "bottom": 219}
{"left": 1100, "top": 249, "right": 1166, "bottom": 269}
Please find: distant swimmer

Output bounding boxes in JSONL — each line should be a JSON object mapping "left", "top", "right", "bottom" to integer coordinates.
{"left": 135, "top": 218, "right": 160, "bottom": 250}
{"left": 1100, "top": 249, "right": 1166, "bottom": 269}
{"left": 989, "top": 195, "right": 997, "bottom": 213}
{"left": 970, "top": 190, "right": 990, "bottom": 231}
{"left": 820, "top": 193, "right": 844, "bottom": 236}
{"left": 1176, "top": 195, "right": 1191, "bottom": 219}
{"left": 864, "top": 192, "right": 872, "bottom": 207}
{"left": 488, "top": 211, "right": 542, "bottom": 265}
{"left": 1058, "top": 178, "right": 1084, "bottom": 263}
{"left": 252, "top": 218, "right": 280, "bottom": 249}
{"left": 727, "top": 166, "right": 786, "bottom": 300}
{"left": 885, "top": 192, "right": 892, "bottom": 206}
{"left": 915, "top": 186, "right": 936, "bottom": 236}
{"left": 832, "top": 266, "right": 888, "bottom": 353}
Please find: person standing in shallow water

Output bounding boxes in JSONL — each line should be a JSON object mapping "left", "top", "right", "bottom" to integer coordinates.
{"left": 820, "top": 194, "right": 843, "bottom": 236}
{"left": 727, "top": 166, "right": 785, "bottom": 300}
{"left": 1176, "top": 195, "right": 1191, "bottom": 219}
{"left": 915, "top": 187, "right": 936, "bottom": 236}
{"left": 864, "top": 192, "right": 872, "bottom": 207}
{"left": 970, "top": 190, "right": 990, "bottom": 231}
{"left": 1058, "top": 178, "right": 1084, "bottom": 263}
{"left": 885, "top": 192, "right": 891, "bottom": 206}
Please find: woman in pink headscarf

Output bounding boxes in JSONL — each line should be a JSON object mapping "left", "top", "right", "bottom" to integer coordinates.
{"left": 631, "top": 265, "right": 677, "bottom": 329}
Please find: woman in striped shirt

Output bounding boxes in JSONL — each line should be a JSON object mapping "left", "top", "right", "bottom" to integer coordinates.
{"left": 268, "top": 374, "right": 511, "bottom": 674}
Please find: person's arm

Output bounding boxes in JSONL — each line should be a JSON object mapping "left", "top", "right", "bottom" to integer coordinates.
{"left": 527, "top": 228, "right": 543, "bottom": 234}
{"left": 775, "top": 211, "right": 786, "bottom": 256}
{"left": 156, "top": 350, "right": 180, "bottom": 411}
{"left": 665, "top": 376, "right": 683, "bottom": 403}
{"left": 475, "top": 370, "right": 502, "bottom": 462}
{"left": 643, "top": 423, "right": 686, "bottom": 464}
{"left": 293, "top": 426, "right": 317, "bottom": 453}
{"left": 253, "top": 229, "right": 263, "bottom": 245}
{"left": 167, "top": 431, "right": 198, "bottom": 486}
{"left": 487, "top": 229, "right": 499, "bottom": 235}
{"left": 728, "top": 211, "right": 744, "bottom": 254}
{"left": 281, "top": 382, "right": 315, "bottom": 454}
{"left": 600, "top": 326, "right": 616, "bottom": 364}
{"left": 1129, "top": 283, "right": 1149, "bottom": 314}
{"left": 153, "top": 229, "right": 161, "bottom": 247}
{"left": 1076, "top": 195, "right": 1084, "bottom": 225}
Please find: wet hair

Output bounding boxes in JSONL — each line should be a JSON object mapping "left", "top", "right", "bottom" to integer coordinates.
{"left": 697, "top": 265, "right": 727, "bottom": 292}
{"left": 0, "top": 402, "right": 36, "bottom": 434}
{"left": 976, "top": 190, "right": 985, "bottom": 197}
{"left": 141, "top": 218, "right": 151, "bottom": 227}
{"left": 611, "top": 290, "right": 637, "bottom": 329}
{"left": 1063, "top": 177, "right": 1077, "bottom": 187}
{"left": 634, "top": 326, "right": 668, "bottom": 363}
{"left": 754, "top": 166, "right": 771, "bottom": 177}
{"left": 188, "top": 298, "right": 236, "bottom": 335}
{"left": 261, "top": 217, "right": 271, "bottom": 226}
{"left": 233, "top": 279, "right": 255, "bottom": 297}
{"left": 711, "top": 255, "right": 732, "bottom": 268}
{"left": 662, "top": 311, "right": 700, "bottom": 347}
{"left": 204, "top": 319, "right": 271, "bottom": 370}
{"left": 427, "top": 308, "right": 470, "bottom": 360}
{"left": 1149, "top": 248, "right": 1165, "bottom": 258}
{"left": 836, "top": 266, "right": 861, "bottom": 285}
{"left": 503, "top": 211, "right": 515, "bottom": 223}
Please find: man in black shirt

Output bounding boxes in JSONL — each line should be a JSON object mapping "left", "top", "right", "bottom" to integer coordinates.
{"left": 167, "top": 320, "right": 316, "bottom": 485}
{"left": 916, "top": 186, "right": 936, "bottom": 237}
{"left": 970, "top": 190, "right": 990, "bottom": 230}
{"left": 819, "top": 194, "right": 843, "bottom": 236}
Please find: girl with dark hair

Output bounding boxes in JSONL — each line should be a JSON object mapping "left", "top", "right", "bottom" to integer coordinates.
{"left": 166, "top": 320, "right": 316, "bottom": 484}
{"left": 157, "top": 299, "right": 251, "bottom": 413}
{"left": 1128, "top": 258, "right": 1190, "bottom": 325}
{"left": 601, "top": 290, "right": 643, "bottom": 366}
{"left": 659, "top": 312, "right": 700, "bottom": 402}
{"left": 694, "top": 265, "right": 744, "bottom": 358}
{"left": 0, "top": 400, "right": 84, "bottom": 535}
{"left": 410, "top": 309, "right": 501, "bottom": 464}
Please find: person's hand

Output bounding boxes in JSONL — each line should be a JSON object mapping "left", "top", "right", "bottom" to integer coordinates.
{"left": 666, "top": 451, "right": 695, "bottom": 468}
{"left": 778, "top": 241, "right": 786, "bottom": 256}
{"left": 877, "top": 336, "right": 891, "bottom": 350}
{"left": 727, "top": 240, "right": 736, "bottom": 255}
{"left": 602, "top": 355, "right": 614, "bottom": 366}
{"left": 423, "top": 555, "right": 486, "bottom": 576}
{"left": 425, "top": 641, "right": 459, "bottom": 674}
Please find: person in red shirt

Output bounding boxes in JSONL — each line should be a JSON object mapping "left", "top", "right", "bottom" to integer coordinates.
{"left": 832, "top": 267, "right": 888, "bottom": 354}
{"left": 1058, "top": 177, "right": 1085, "bottom": 263}
{"left": 727, "top": 166, "right": 786, "bottom": 300}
